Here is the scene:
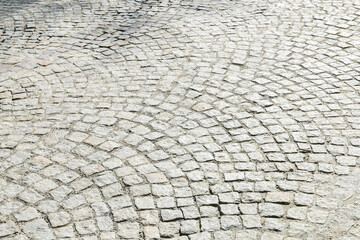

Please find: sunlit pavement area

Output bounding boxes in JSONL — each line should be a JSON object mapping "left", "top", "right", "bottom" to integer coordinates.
{"left": 1, "top": 0, "right": 360, "bottom": 239}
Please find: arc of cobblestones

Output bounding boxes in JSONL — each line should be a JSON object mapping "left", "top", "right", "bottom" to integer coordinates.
{"left": 1, "top": 0, "right": 360, "bottom": 239}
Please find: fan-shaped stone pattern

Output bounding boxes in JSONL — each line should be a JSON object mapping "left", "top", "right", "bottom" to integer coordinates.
{"left": 1, "top": 0, "right": 360, "bottom": 239}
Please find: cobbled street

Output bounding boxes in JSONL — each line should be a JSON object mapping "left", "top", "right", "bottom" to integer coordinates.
{"left": 0, "top": 0, "right": 360, "bottom": 239}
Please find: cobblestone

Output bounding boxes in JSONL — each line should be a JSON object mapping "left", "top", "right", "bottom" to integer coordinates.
{"left": 1, "top": 0, "right": 360, "bottom": 239}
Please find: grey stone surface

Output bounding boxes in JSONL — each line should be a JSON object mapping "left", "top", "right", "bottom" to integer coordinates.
{"left": 0, "top": 0, "right": 360, "bottom": 239}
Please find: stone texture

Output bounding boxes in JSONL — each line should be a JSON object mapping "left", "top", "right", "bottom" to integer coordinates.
{"left": 0, "top": 0, "right": 359, "bottom": 239}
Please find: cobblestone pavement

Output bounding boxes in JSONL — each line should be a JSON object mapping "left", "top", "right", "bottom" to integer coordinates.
{"left": 1, "top": 0, "right": 360, "bottom": 239}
